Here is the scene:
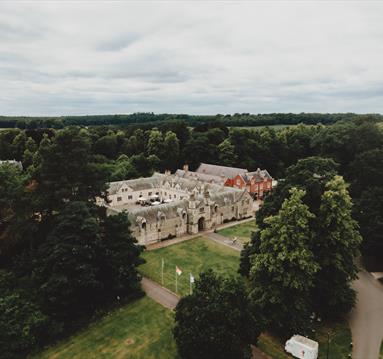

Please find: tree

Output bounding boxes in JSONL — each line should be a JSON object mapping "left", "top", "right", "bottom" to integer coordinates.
{"left": 312, "top": 176, "right": 361, "bottom": 319}
{"left": 98, "top": 212, "right": 144, "bottom": 298}
{"left": 22, "top": 137, "right": 38, "bottom": 169}
{"left": 0, "top": 163, "right": 36, "bottom": 259}
{"left": 147, "top": 129, "right": 165, "bottom": 158}
{"left": 93, "top": 134, "right": 118, "bottom": 159}
{"left": 218, "top": 139, "right": 238, "bottom": 166}
{"left": 256, "top": 156, "right": 339, "bottom": 229}
{"left": 32, "top": 202, "right": 144, "bottom": 322}
{"left": 11, "top": 131, "right": 27, "bottom": 161}
{"left": 354, "top": 187, "right": 383, "bottom": 270}
{"left": 174, "top": 270, "right": 261, "bottom": 359}
{"left": 0, "top": 271, "right": 54, "bottom": 359}
{"left": 347, "top": 149, "right": 383, "bottom": 198}
{"left": 32, "top": 202, "right": 103, "bottom": 320}
{"left": 249, "top": 188, "right": 319, "bottom": 335}
{"left": 163, "top": 131, "right": 180, "bottom": 171}
{"left": 33, "top": 128, "right": 107, "bottom": 214}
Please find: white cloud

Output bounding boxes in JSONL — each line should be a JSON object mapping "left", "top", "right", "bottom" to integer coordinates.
{"left": 0, "top": 1, "right": 382, "bottom": 115}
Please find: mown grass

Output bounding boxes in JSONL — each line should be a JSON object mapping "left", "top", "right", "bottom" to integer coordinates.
{"left": 139, "top": 236, "right": 240, "bottom": 296}
{"left": 380, "top": 340, "right": 383, "bottom": 359}
{"left": 258, "top": 333, "right": 291, "bottom": 359}
{"left": 35, "top": 297, "right": 177, "bottom": 359}
{"left": 217, "top": 220, "right": 257, "bottom": 244}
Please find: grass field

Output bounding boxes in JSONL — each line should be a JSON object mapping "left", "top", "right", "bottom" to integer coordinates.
{"left": 139, "top": 237, "right": 240, "bottom": 296}
{"left": 217, "top": 220, "right": 257, "bottom": 244}
{"left": 35, "top": 297, "right": 177, "bottom": 359}
{"left": 258, "top": 321, "right": 352, "bottom": 359}
{"left": 380, "top": 340, "right": 383, "bottom": 359}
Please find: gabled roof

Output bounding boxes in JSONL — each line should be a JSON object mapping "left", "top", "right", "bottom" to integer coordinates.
{"left": 245, "top": 168, "right": 273, "bottom": 182}
{"left": 196, "top": 163, "right": 248, "bottom": 179}
{"left": 175, "top": 169, "right": 226, "bottom": 185}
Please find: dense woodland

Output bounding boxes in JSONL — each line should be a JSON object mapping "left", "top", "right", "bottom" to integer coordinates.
{"left": 0, "top": 112, "right": 382, "bottom": 129}
{"left": 1, "top": 115, "right": 383, "bottom": 358}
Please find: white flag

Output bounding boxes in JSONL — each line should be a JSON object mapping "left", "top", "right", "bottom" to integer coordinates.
{"left": 176, "top": 266, "right": 182, "bottom": 276}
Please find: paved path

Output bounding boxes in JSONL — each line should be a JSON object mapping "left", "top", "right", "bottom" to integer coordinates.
{"left": 141, "top": 277, "right": 180, "bottom": 310}
{"left": 349, "top": 271, "right": 383, "bottom": 359}
{"left": 204, "top": 231, "right": 244, "bottom": 252}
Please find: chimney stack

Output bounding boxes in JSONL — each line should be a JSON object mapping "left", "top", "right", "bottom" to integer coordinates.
{"left": 183, "top": 164, "right": 189, "bottom": 172}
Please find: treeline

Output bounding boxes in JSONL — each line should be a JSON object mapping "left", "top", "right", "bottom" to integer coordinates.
{"left": 1, "top": 112, "right": 382, "bottom": 129}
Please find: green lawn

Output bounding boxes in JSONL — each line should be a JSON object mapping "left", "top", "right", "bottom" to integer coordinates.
{"left": 139, "top": 237, "right": 240, "bottom": 296}
{"left": 35, "top": 297, "right": 177, "bottom": 359}
{"left": 257, "top": 321, "right": 352, "bottom": 359}
{"left": 380, "top": 340, "right": 383, "bottom": 359}
{"left": 217, "top": 220, "right": 257, "bottom": 244}
{"left": 258, "top": 333, "right": 291, "bottom": 359}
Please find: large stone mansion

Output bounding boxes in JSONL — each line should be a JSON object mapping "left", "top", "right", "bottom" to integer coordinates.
{"left": 102, "top": 172, "right": 254, "bottom": 245}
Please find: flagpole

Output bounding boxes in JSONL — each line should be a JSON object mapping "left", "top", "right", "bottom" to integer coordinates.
{"left": 175, "top": 267, "right": 178, "bottom": 293}
{"left": 161, "top": 258, "right": 164, "bottom": 286}
{"left": 189, "top": 273, "right": 192, "bottom": 295}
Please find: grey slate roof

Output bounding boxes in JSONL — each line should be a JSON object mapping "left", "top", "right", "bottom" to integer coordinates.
{"left": 106, "top": 173, "right": 249, "bottom": 224}
{"left": 175, "top": 169, "right": 226, "bottom": 185}
{"left": 196, "top": 163, "right": 248, "bottom": 179}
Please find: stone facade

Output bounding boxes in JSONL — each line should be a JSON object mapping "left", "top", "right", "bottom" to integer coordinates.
{"left": 103, "top": 173, "right": 254, "bottom": 245}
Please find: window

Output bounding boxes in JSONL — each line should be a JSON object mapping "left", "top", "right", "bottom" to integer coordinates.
{"left": 231, "top": 206, "right": 234, "bottom": 212}
{"left": 148, "top": 192, "right": 152, "bottom": 196}
{"left": 142, "top": 222, "right": 146, "bottom": 230}
{"left": 199, "top": 207, "right": 204, "bottom": 213}
{"left": 117, "top": 197, "right": 122, "bottom": 202}
{"left": 128, "top": 195, "right": 132, "bottom": 200}
{"left": 214, "top": 205, "right": 218, "bottom": 213}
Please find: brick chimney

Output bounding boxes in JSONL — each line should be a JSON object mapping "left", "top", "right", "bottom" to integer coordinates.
{"left": 164, "top": 170, "right": 171, "bottom": 176}
{"left": 183, "top": 164, "right": 189, "bottom": 172}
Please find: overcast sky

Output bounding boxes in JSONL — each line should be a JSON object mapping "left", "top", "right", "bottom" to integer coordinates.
{"left": 0, "top": 1, "right": 383, "bottom": 116}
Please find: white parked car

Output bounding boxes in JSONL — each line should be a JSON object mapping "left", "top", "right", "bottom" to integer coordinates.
{"left": 285, "top": 335, "right": 319, "bottom": 359}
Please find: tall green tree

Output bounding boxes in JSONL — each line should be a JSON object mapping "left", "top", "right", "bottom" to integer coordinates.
{"left": 147, "top": 129, "right": 165, "bottom": 158}
{"left": 163, "top": 131, "right": 180, "bottom": 171}
{"left": 312, "top": 176, "right": 361, "bottom": 318}
{"left": 33, "top": 128, "right": 107, "bottom": 214}
{"left": 0, "top": 163, "right": 36, "bottom": 259}
{"left": 354, "top": 187, "right": 383, "bottom": 270}
{"left": 249, "top": 188, "right": 318, "bottom": 335}
{"left": 32, "top": 202, "right": 143, "bottom": 321}
{"left": 218, "top": 139, "right": 238, "bottom": 166}
{"left": 174, "top": 270, "right": 261, "bottom": 359}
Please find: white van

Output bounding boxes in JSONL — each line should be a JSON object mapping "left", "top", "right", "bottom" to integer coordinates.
{"left": 285, "top": 335, "right": 319, "bottom": 359}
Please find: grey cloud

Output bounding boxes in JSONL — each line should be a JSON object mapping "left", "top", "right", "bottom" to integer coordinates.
{"left": 0, "top": 2, "right": 382, "bottom": 115}
{"left": 96, "top": 34, "right": 140, "bottom": 52}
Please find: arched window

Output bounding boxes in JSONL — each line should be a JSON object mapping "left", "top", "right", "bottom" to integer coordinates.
{"left": 142, "top": 222, "right": 146, "bottom": 230}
